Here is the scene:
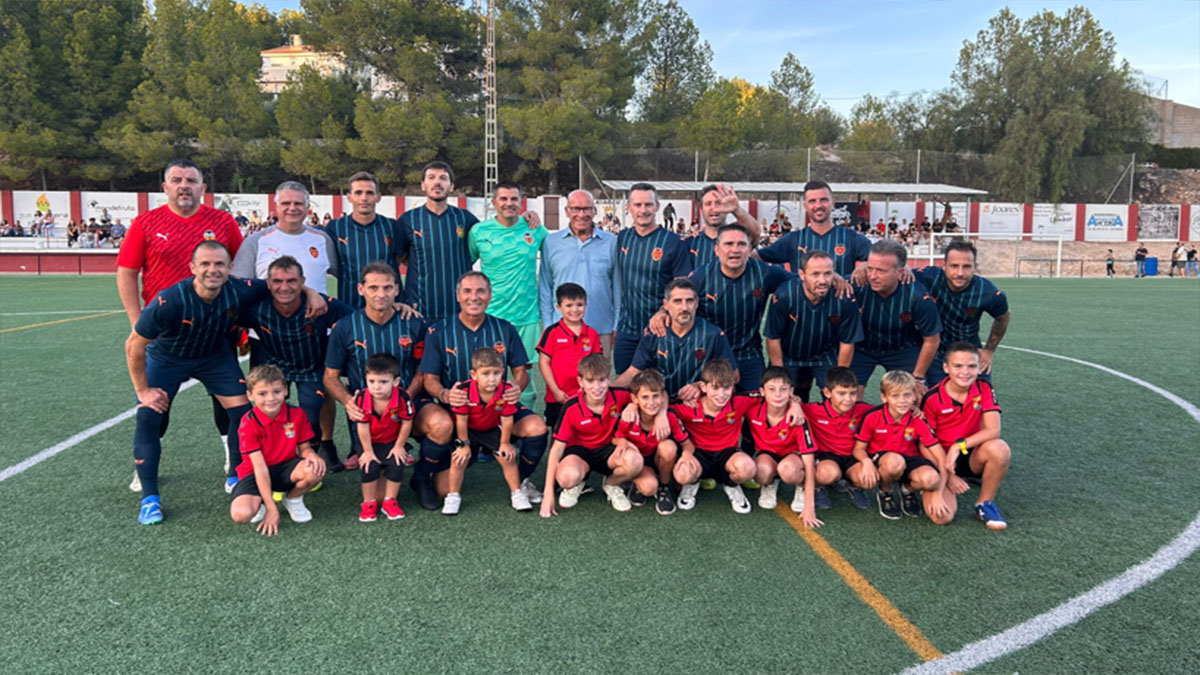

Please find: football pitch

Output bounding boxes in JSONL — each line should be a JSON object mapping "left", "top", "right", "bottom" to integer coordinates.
{"left": 1, "top": 275, "right": 1198, "bottom": 673}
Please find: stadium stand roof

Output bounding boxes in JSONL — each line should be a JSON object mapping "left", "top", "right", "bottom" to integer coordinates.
{"left": 600, "top": 181, "right": 988, "bottom": 196}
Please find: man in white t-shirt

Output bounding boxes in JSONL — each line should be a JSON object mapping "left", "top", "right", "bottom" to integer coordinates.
{"left": 233, "top": 181, "right": 338, "bottom": 293}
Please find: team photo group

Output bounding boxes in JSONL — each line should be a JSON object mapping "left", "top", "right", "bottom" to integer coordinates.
{"left": 120, "top": 158, "right": 1014, "bottom": 535}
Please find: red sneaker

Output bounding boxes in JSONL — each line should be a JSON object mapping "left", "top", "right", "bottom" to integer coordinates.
{"left": 358, "top": 501, "right": 379, "bottom": 522}
{"left": 343, "top": 454, "right": 360, "bottom": 471}
{"left": 380, "top": 498, "right": 405, "bottom": 520}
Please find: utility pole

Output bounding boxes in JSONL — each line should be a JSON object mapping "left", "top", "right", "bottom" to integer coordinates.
{"left": 483, "top": 0, "right": 498, "bottom": 217}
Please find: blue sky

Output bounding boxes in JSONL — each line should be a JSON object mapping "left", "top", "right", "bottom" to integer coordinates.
{"left": 258, "top": 0, "right": 1199, "bottom": 115}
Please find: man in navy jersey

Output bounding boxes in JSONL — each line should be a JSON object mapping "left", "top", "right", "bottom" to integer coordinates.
{"left": 237, "top": 256, "right": 353, "bottom": 466}
{"left": 125, "top": 241, "right": 326, "bottom": 525}
{"left": 613, "top": 183, "right": 692, "bottom": 373}
{"left": 418, "top": 271, "right": 545, "bottom": 508}
{"left": 325, "top": 171, "right": 405, "bottom": 309}
{"left": 670, "top": 224, "right": 791, "bottom": 391}
{"left": 757, "top": 180, "right": 872, "bottom": 278}
{"left": 851, "top": 239, "right": 942, "bottom": 397}
{"left": 397, "top": 162, "right": 480, "bottom": 323}
{"left": 324, "top": 263, "right": 435, "bottom": 484}
{"left": 688, "top": 184, "right": 760, "bottom": 270}
{"left": 614, "top": 278, "right": 737, "bottom": 401}
{"left": 765, "top": 250, "right": 864, "bottom": 402}
{"left": 914, "top": 240, "right": 1010, "bottom": 388}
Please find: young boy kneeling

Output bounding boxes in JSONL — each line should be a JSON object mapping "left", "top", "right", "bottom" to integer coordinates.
{"left": 614, "top": 369, "right": 688, "bottom": 515}
{"left": 230, "top": 365, "right": 326, "bottom": 535}
{"left": 804, "top": 367, "right": 874, "bottom": 511}
{"left": 852, "top": 370, "right": 954, "bottom": 525}
{"left": 444, "top": 347, "right": 548, "bottom": 515}
{"left": 355, "top": 353, "right": 415, "bottom": 522}
{"left": 749, "top": 366, "right": 822, "bottom": 528}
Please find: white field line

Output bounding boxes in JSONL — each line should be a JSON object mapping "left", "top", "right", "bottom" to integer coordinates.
{"left": 902, "top": 345, "right": 1200, "bottom": 675}
{"left": 0, "top": 310, "right": 122, "bottom": 316}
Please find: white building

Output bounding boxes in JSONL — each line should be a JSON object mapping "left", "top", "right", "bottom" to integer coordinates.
{"left": 259, "top": 35, "right": 396, "bottom": 97}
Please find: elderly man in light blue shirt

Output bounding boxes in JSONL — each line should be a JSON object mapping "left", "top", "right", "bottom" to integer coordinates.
{"left": 539, "top": 189, "right": 618, "bottom": 350}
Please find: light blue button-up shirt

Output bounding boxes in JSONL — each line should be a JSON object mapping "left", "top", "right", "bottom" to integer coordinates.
{"left": 539, "top": 225, "right": 618, "bottom": 333}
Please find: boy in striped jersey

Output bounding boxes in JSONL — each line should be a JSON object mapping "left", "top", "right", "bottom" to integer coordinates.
{"left": 325, "top": 172, "right": 405, "bottom": 309}
{"left": 612, "top": 183, "right": 692, "bottom": 373}
{"left": 851, "top": 239, "right": 942, "bottom": 397}
{"left": 764, "top": 250, "right": 862, "bottom": 402}
{"left": 913, "top": 241, "right": 1011, "bottom": 388}
{"left": 687, "top": 184, "right": 760, "bottom": 270}
{"left": 397, "top": 162, "right": 480, "bottom": 323}
{"left": 614, "top": 278, "right": 737, "bottom": 401}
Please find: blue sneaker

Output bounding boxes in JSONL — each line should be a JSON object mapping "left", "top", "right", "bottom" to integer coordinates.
{"left": 850, "top": 487, "right": 871, "bottom": 510}
{"left": 138, "top": 496, "right": 163, "bottom": 525}
{"left": 224, "top": 476, "right": 238, "bottom": 494}
{"left": 813, "top": 486, "right": 833, "bottom": 510}
{"left": 975, "top": 501, "right": 1007, "bottom": 530}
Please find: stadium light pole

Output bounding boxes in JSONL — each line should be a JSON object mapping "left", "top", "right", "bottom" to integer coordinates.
{"left": 483, "top": 0, "right": 498, "bottom": 217}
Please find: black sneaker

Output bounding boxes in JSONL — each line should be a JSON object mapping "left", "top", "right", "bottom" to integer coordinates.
{"left": 655, "top": 485, "right": 676, "bottom": 515}
{"left": 319, "top": 441, "right": 343, "bottom": 473}
{"left": 410, "top": 477, "right": 441, "bottom": 511}
{"left": 877, "top": 489, "right": 902, "bottom": 520}
{"left": 813, "top": 486, "right": 833, "bottom": 510}
{"left": 628, "top": 485, "right": 648, "bottom": 507}
{"left": 900, "top": 489, "right": 924, "bottom": 517}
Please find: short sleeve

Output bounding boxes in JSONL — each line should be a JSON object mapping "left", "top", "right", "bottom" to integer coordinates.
{"left": 838, "top": 297, "right": 865, "bottom": 344}
{"left": 763, "top": 291, "right": 788, "bottom": 341}
{"left": 980, "top": 382, "right": 1001, "bottom": 413}
{"left": 503, "top": 321, "right": 530, "bottom": 367}
{"left": 756, "top": 232, "right": 794, "bottom": 265}
{"left": 763, "top": 263, "right": 794, "bottom": 294}
{"left": 669, "top": 235, "right": 692, "bottom": 278}
{"left": 115, "top": 218, "right": 145, "bottom": 269}
{"left": 669, "top": 412, "right": 690, "bottom": 443}
{"left": 237, "top": 416, "right": 264, "bottom": 456}
{"left": 853, "top": 412, "right": 874, "bottom": 443}
{"left": 134, "top": 290, "right": 178, "bottom": 340}
{"left": 630, "top": 333, "right": 657, "bottom": 372}
{"left": 418, "top": 324, "right": 444, "bottom": 375}
{"left": 912, "top": 285, "right": 943, "bottom": 337}
{"left": 324, "top": 322, "right": 351, "bottom": 372}
{"left": 535, "top": 325, "right": 557, "bottom": 357}
{"left": 916, "top": 419, "right": 938, "bottom": 447}
{"left": 294, "top": 411, "right": 317, "bottom": 445}
{"left": 985, "top": 285, "right": 1009, "bottom": 318}
{"left": 852, "top": 233, "right": 872, "bottom": 262}
{"left": 711, "top": 329, "right": 736, "bottom": 367}
{"left": 230, "top": 231, "right": 260, "bottom": 279}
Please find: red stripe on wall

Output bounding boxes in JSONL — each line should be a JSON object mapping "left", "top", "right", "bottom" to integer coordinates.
{"left": 1022, "top": 203, "right": 1033, "bottom": 241}
{"left": 968, "top": 202, "right": 980, "bottom": 233}
{"left": 1075, "top": 204, "right": 1086, "bottom": 241}
{"left": 137, "top": 193, "right": 149, "bottom": 215}
{"left": 914, "top": 201, "right": 925, "bottom": 225}
{"left": 1181, "top": 204, "right": 1191, "bottom": 241}
{"left": 1127, "top": 204, "right": 1138, "bottom": 242}
{"left": 69, "top": 191, "right": 82, "bottom": 224}
{"left": 267, "top": 192, "right": 276, "bottom": 218}
{"left": 332, "top": 195, "right": 342, "bottom": 218}
{"left": 203, "top": 193, "right": 214, "bottom": 208}
{"left": 1, "top": 191, "right": 12, "bottom": 223}
{"left": 458, "top": 196, "right": 468, "bottom": 210}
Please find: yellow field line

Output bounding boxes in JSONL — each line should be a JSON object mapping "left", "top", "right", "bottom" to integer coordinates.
{"left": 775, "top": 504, "right": 944, "bottom": 662}
{"left": 0, "top": 310, "right": 122, "bottom": 334}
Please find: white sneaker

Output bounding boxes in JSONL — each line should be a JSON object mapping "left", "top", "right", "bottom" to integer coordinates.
{"left": 281, "top": 496, "right": 312, "bottom": 523}
{"left": 723, "top": 484, "right": 752, "bottom": 514}
{"left": 221, "top": 435, "right": 230, "bottom": 475}
{"left": 791, "top": 485, "right": 806, "bottom": 513}
{"left": 520, "top": 478, "right": 543, "bottom": 504}
{"left": 250, "top": 504, "right": 266, "bottom": 524}
{"left": 510, "top": 489, "right": 533, "bottom": 512}
{"left": 678, "top": 482, "right": 699, "bottom": 510}
{"left": 758, "top": 479, "right": 779, "bottom": 509}
{"left": 128, "top": 469, "right": 141, "bottom": 493}
{"left": 602, "top": 483, "right": 632, "bottom": 512}
{"left": 559, "top": 484, "right": 584, "bottom": 508}
{"left": 442, "top": 492, "right": 462, "bottom": 515}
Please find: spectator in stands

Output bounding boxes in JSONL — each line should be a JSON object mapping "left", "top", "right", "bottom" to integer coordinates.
{"left": 946, "top": 218, "right": 960, "bottom": 233}
{"left": 111, "top": 219, "right": 126, "bottom": 247}
{"left": 1134, "top": 242, "right": 1148, "bottom": 277}
{"left": 1171, "top": 242, "right": 1187, "bottom": 278}
{"left": 234, "top": 211, "right": 249, "bottom": 230}
{"left": 1187, "top": 245, "right": 1198, "bottom": 277}
{"left": 100, "top": 209, "right": 112, "bottom": 226}
{"left": 1106, "top": 249, "right": 1115, "bottom": 277}
{"left": 67, "top": 220, "right": 81, "bottom": 247}
{"left": 322, "top": 213, "right": 332, "bottom": 227}
{"left": 249, "top": 210, "right": 262, "bottom": 229}
{"left": 42, "top": 209, "right": 56, "bottom": 238}
{"left": 888, "top": 217, "right": 899, "bottom": 236}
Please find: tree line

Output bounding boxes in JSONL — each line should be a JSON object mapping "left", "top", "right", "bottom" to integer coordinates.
{"left": 0, "top": 1, "right": 1154, "bottom": 202}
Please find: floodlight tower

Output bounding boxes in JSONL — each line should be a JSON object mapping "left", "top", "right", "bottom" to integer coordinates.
{"left": 483, "top": 0, "right": 498, "bottom": 216}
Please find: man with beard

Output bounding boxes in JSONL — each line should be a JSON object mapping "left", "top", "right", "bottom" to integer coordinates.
{"left": 688, "top": 184, "right": 760, "bottom": 270}
{"left": 325, "top": 172, "right": 405, "bottom": 310}
{"left": 757, "top": 180, "right": 872, "bottom": 278}
{"left": 764, "top": 250, "right": 863, "bottom": 402}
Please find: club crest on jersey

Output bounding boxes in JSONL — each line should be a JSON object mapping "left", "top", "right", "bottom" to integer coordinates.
{"left": 305, "top": 323, "right": 315, "bottom": 335}
{"left": 651, "top": 247, "right": 663, "bottom": 261}
{"left": 283, "top": 423, "right": 296, "bottom": 438}
{"left": 225, "top": 308, "right": 236, "bottom": 318}
{"left": 903, "top": 426, "right": 915, "bottom": 441}
{"left": 609, "top": 405, "right": 621, "bottom": 418}
{"left": 308, "top": 246, "right": 319, "bottom": 259}
{"left": 456, "top": 225, "right": 465, "bottom": 238}
{"left": 848, "top": 419, "right": 859, "bottom": 432}
{"left": 399, "top": 335, "right": 413, "bottom": 349}
{"left": 581, "top": 337, "right": 591, "bottom": 352}
{"left": 384, "top": 236, "right": 392, "bottom": 246}
{"left": 693, "top": 347, "right": 706, "bottom": 362}
{"left": 834, "top": 244, "right": 846, "bottom": 256}
{"left": 203, "top": 229, "right": 216, "bottom": 241}
{"left": 900, "top": 312, "right": 912, "bottom": 323}
{"left": 967, "top": 307, "right": 980, "bottom": 317}
{"left": 753, "top": 287, "right": 764, "bottom": 299}
{"left": 830, "top": 314, "right": 841, "bottom": 324}
{"left": 494, "top": 400, "right": 506, "bottom": 411}
{"left": 494, "top": 341, "right": 506, "bottom": 354}
{"left": 390, "top": 411, "right": 402, "bottom": 422}
{"left": 523, "top": 231, "right": 534, "bottom": 245}
{"left": 725, "top": 411, "right": 737, "bottom": 425}
{"left": 972, "top": 395, "right": 982, "bottom": 410}
{"left": 777, "top": 428, "right": 789, "bottom": 440}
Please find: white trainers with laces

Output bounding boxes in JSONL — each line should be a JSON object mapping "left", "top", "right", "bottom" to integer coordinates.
{"left": 520, "top": 478, "right": 543, "bottom": 504}
{"left": 758, "top": 479, "right": 779, "bottom": 509}
{"left": 723, "top": 484, "right": 752, "bottom": 514}
{"left": 129, "top": 469, "right": 141, "bottom": 493}
{"left": 677, "top": 482, "right": 700, "bottom": 510}
{"left": 442, "top": 492, "right": 462, "bottom": 515}
{"left": 602, "top": 483, "right": 632, "bottom": 512}
{"left": 791, "top": 486, "right": 806, "bottom": 513}
{"left": 559, "top": 484, "right": 584, "bottom": 508}
{"left": 281, "top": 496, "right": 312, "bottom": 523}
{"left": 510, "top": 489, "right": 533, "bottom": 511}
{"left": 250, "top": 504, "right": 266, "bottom": 524}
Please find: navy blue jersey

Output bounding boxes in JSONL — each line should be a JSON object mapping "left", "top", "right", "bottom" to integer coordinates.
{"left": 136, "top": 277, "right": 269, "bottom": 361}
{"left": 324, "top": 214, "right": 405, "bottom": 309}
{"left": 686, "top": 259, "right": 794, "bottom": 358}
{"left": 615, "top": 226, "right": 692, "bottom": 334}
{"left": 687, "top": 229, "right": 719, "bottom": 270}
{"left": 397, "top": 204, "right": 479, "bottom": 323}
{"left": 757, "top": 226, "right": 871, "bottom": 278}
{"left": 915, "top": 267, "right": 1009, "bottom": 357}
{"left": 630, "top": 318, "right": 737, "bottom": 395}
{"left": 419, "top": 314, "right": 530, "bottom": 388}
{"left": 325, "top": 310, "right": 428, "bottom": 392}
{"left": 239, "top": 295, "right": 354, "bottom": 382}
{"left": 764, "top": 278, "right": 864, "bottom": 366}
{"left": 854, "top": 280, "right": 942, "bottom": 354}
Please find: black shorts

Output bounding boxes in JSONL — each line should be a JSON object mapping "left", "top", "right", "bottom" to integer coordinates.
{"left": 563, "top": 444, "right": 617, "bottom": 476}
{"left": 816, "top": 451, "right": 858, "bottom": 475}
{"left": 695, "top": 447, "right": 742, "bottom": 483}
{"left": 543, "top": 402, "right": 564, "bottom": 428}
{"left": 954, "top": 449, "right": 982, "bottom": 479}
{"left": 871, "top": 452, "right": 935, "bottom": 483}
{"left": 360, "top": 442, "right": 407, "bottom": 483}
{"left": 755, "top": 449, "right": 790, "bottom": 464}
{"left": 230, "top": 457, "right": 302, "bottom": 499}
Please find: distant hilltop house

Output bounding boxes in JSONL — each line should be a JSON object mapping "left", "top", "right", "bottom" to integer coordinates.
{"left": 259, "top": 35, "right": 396, "bottom": 97}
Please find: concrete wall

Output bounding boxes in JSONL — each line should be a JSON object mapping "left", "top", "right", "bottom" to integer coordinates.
{"left": 1149, "top": 97, "right": 1200, "bottom": 149}
{"left": 970, "top": 240, "right": 1190, "bottom": 278}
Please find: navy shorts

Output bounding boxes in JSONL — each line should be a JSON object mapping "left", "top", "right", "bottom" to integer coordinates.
{"left": 145, "top": 349, "right": 247, "bottom": 399}
{"left": 850, "top": 346, "right": 922, "bottom": 387}
{"left": 230, "top": 457, "right": 302, "bottom": 499}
